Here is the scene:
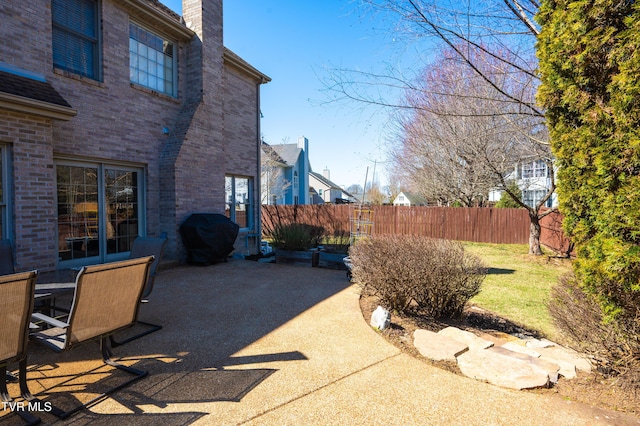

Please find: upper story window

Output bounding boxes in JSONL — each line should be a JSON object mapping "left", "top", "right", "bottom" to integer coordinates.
{"left": 129, "top": 22, "right": 176, "bottom": 97}
{"left": 521, "top": 160, "right": 548, "bottom": 179}
{"left": 52, "top": 0, "right": 101, "bottom": 80}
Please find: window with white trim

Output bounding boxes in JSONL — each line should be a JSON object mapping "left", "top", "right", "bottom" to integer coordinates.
{"left": 522, "top": 160, "right": 548, "bottom": 179}
{"left": 522, "top": 189, "right": 551, "bottom": 208}
{"left": 129, "top": 22, "right": 176, "bottom": 96}
{"left": 225, "top": 175, "right": 252, "bottom": 229}
{"left": 52, "top": 0, "right": 101, "bottom": 80}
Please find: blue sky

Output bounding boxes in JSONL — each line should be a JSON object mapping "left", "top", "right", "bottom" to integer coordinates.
{"left": 161, "top": 0, "right": 405, "bottom": 190}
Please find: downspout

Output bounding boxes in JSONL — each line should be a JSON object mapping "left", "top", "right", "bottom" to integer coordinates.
{"left": 255, "top": 79, "right": 263, "bottom": 252}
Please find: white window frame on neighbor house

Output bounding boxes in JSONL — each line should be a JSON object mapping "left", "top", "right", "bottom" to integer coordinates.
{"left": 56, "top": 159, "right": 146, "bottom": 268}
{"left": 52, "top": 0, "right": 102, "bottom": 80}
{"left": 225, "top": 175, "right": 253, "bottom": 230}
{"left": 523, "top": 189, "right": 552, "bottom": 208}
{"left": 129, "top": 21, "right": 177, "bottom": 97}
{"left": 522, "top": 160, "right": 548, "bottom": 179}
{"left": 0, "top": 144, "right": 13, "bottom": 240}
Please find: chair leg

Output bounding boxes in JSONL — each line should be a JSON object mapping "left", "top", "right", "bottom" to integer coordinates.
{"left": 1, "top": 365, "right": 11, "bottom": 403}
{"left": 5, "top": 370, "right": 18, "bottom": 383}
{"left": 0, "top": 363, "right": 42, "bottom": 425}
{"left": 101, "top": 337, "right": 149, "bottom": 379}
{"left": 45, "top": 338, "right": 148, "bottom": 420}
{"left": 109, "top": 320, "right": 162, "bottom": 347}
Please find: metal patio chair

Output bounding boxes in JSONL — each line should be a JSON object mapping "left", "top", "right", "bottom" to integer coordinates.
{"left": 0, "top": 270, "right": 40, "bottom": 425}
{"left": 109, "top": 236, "right": 167, "bottom": 347}
{"left": 29, "top": 256, "right": 154, "bottom": 420}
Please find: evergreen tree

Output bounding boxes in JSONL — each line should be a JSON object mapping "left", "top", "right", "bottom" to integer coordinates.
{"left": 495, "top": 181, "right": 523, "bottom": 208}
{"left": 536, "top": 1, "right": 639, "bottom": 320}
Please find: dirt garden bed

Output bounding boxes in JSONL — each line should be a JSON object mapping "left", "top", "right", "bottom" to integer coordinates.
{"left": 359, "top": 294, "right": 640, "bottom": 417}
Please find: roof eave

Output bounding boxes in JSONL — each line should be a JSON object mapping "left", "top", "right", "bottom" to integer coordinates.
{"left": 224, "top": 48, "right": 271, "bottom": 84}
{"left": 0, "top": 92, "right": 77, "bottom": 121}
{"left": 116, "top": 0, "right": 195, "bottom": 40}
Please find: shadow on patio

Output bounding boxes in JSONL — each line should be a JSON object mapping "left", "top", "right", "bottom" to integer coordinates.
{"left": 2, "top": 260, "right": 352, "bottom": 424}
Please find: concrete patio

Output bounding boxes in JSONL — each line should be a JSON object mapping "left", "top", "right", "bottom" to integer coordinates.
{"left": 2, "top": 260, "right": 639, "bottom": 425}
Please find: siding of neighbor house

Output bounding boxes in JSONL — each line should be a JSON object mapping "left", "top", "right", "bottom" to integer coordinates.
{"left": 261, "top": 137, "right": 310, "bottom": 205}
{"left": 309, "top": 171, "right": 351, "bottom": 204}
{"left": 0, "top": 0, "right": 268, "bottom": 271}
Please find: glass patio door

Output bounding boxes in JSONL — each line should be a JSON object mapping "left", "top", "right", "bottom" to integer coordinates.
{"left": 56, "top": 162, "right": 144, "bottom": 267}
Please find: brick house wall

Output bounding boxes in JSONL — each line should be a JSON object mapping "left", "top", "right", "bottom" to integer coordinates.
{"left": 0, "top": 0, "right": 269, "bottom": 271}
{"left": 0, "top": 110, "right": 58, "bottom": 271}
{"left": 223, "top": 52, "right": 267, "bottom": 252}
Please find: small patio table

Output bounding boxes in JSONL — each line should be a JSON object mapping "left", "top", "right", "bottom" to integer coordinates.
{"left": 34, "top": 269, "right": 77, "bottom": 318}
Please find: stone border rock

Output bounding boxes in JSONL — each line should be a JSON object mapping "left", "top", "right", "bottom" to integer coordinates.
{"left": 412, "top": 326, "right": 592, "bottom": 390}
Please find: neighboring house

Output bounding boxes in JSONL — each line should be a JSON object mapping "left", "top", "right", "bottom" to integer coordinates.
{"left": 309, "top": 169, "right": 355, "bottom": 204}
{"left": 261, "top": 137, "right": 310, "bottom": 205}
{"left": 489, "top": 159, "right": 558, "bottom": 208}
{"left": 392, "top": 192, "right": 428, "bottom": 207}
{"left": 0, "top": 0, "right": 270, "bottom": 271}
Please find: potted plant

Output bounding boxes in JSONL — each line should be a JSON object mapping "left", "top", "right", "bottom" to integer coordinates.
{"left": 270, "top": 223, "right": 324, "bottom": 266}
{"left": 318, "top": 230, "right": 350, "bottom": 270}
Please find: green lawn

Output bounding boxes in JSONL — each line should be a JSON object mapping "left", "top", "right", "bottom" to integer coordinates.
{"left": 462, "top": 242, "right": 573, "bottom": 340}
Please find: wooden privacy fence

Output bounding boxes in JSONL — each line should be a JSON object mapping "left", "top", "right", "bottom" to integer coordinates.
{"left": 540, "top": 208, "right": 574, "bottom": 256}
{"left": 262, "top": 204, "right": 573, "bottom": 251}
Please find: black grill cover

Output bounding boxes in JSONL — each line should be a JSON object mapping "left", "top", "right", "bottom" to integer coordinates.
{"left": 180, "top": 213, "right": 240, "bottom": 265}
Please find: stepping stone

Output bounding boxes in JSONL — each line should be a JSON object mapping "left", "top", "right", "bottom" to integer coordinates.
{"left": 438, "top": 327, "right": 494, "bottom": 351}
{"left": 457, "top": 349, "right": 550, "bottom": 390}
{"left": 538, "top": 345, "right": 592, "bottom": 379}
{"left": 501, "top": 341, "right": 541, "bottom": 358}
{"left": 476, "top": 330, "right": 521, "bottom": 346}
{"left": 525, "top": 338, "right": 557, "bottom": 349}
{"left": 491, "top": 346, "right": 560, "bottom": 383}
{"left": 413, "top": 329, "right": 468, "bottom": 362}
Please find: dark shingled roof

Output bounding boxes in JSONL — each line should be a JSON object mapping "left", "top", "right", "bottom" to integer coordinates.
{"left": 262, "top": 141, "right": 287, "bottom": 165}
{"left": 0, "top": 70, "right": 72, "bottom": 108}
{"left": 139, "top": 0, "right": 181, "bottom": 22}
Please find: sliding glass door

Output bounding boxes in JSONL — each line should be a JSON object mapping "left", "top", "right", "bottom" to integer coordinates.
{"left": 56, "top": 161, "right": 144, "bottom": 267}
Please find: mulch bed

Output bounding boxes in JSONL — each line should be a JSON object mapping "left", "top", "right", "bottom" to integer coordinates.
{"left": 359, "top": 293, "right": 640, "bottom": 416}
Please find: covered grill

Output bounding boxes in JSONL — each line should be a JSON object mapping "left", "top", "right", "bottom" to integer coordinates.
{"left": 180, "top": 213, "right": 239, "bottom": 265}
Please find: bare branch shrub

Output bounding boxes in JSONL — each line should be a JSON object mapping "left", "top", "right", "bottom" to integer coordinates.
{"left": 549, "top": 273, "right": 640, "bottom": 391}
{"left": 349, "top": 235, "right": 486, "bottom": 318}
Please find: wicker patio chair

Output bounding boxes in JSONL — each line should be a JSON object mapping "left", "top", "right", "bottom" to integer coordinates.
{"left": 29, "top": 256, "right": 154, "bottom": 420}
{"left": 109, "top": 236, "right": 167, "bottom": 347}
{"left": 0, "top": 270, "right": 40, "bottom": 425}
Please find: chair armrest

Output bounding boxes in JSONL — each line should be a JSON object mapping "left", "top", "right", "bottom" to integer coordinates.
{"left": 31, "top": 312, "right": 69, "bottom": 329}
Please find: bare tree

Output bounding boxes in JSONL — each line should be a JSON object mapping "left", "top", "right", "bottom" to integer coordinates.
{"left": 347, "top": 183, "right": 364, "bottom": 196}
{"left": 261, "top": 141, "right": 291, "bottom": 205}
{"left": 366, "top": 181, "right": 387, "bottom": 205}
{"left": 391, "top": 45, "right": 555, "bottom": 253}
{"left": 323, "top": 0, "right": 555, "bottom": 254}
{"left": 324, "top": 0, "right": 541, "bottom": 114}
